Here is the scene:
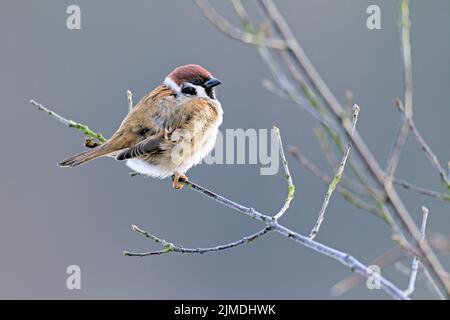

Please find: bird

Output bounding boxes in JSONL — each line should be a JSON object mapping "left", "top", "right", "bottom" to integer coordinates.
{"left": 58, "top": 64, "right": 223, "bottom": 189}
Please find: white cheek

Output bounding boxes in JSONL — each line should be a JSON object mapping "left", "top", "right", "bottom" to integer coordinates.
{"left": 192, "top": 85, "right": 209, "bottom": 99}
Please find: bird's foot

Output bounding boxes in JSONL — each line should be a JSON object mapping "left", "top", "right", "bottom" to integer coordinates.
{"left": 172, "top": 172, "right": 188, "bottom": 189}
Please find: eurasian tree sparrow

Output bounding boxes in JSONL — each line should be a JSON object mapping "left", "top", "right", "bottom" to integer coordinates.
{"left": 59, "top": 64, "right": 223, "bottom": 189}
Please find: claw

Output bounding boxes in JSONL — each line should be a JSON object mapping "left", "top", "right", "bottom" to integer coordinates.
{"left": 172, "top": 172, "right": 188, "bottom": 189}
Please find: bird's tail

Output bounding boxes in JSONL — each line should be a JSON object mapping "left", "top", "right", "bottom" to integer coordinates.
{"left": 58, "top": 145, "right": 112, "bottom": 167}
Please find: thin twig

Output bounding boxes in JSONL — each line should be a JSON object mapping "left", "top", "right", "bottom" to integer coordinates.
{"left": 309, "top": 105, "right": 360, "bottom": 239}
{"left": 386, "top": 115, "right": 410, "bottom": 181}
{"left": 421, "top": 264, "right": 447, "bottom": 300}
{"left": 273, "top": 127, "right": 295, "bottom": 220}
{"left": 257, "top": 0, "right": 343, "bottom": 117}
{"left": 228, "top": 0, "right": 337, "bottom": 131}
{"left": 400, "top": 0, "right": 413, "bottom": 118}
{"left": 331, "top": 247, "right": 403, "bottom": 297}
{"left": 393, "top": 261, "right": 444, "bottom": 299}
{"left": 127, "top": 89, "right": 133, "bottom": 112}
{"left": 385, "top": 0, "right": 413, "bottom": 182}
{"left": 333, "top": 233, "right": 450, "bottom": 298}
{"left": 276, "top": 47, "right": 381, "bottom": 202}
{"left": 404, "top": 206, "right": 429, "bottom": 296}
{"left": 29, "top": 100, "right": 107, "bottom": 143}
{"left": 288, "top": 146, "right": 382, "bottom": 218}
{"left": 124, "top": 225, "right": 272, "bottom": 256}
{"left": 194, "top": 0, "right": 287, "bottom": 50}
{"left": 288, "top": 146, "right": 369, "bottom": 198}
{"left": 262, "top": 78, "right": 290, "bottom": 100}
{"left": 312, "top": 124, "right": 375, "bottom": 198}
{"left": 394, "top": 178, "right": 450, "bottom": 202}
{"left": 332, "top": 233, "right": 450, "bottom": 299}
{"left": 395, "top": 99, "right": 450, "bottom": 188}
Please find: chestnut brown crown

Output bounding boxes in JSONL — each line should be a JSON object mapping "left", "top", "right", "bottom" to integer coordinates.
{"left": 168, "top": 64, "right": 213, "bottom": 86}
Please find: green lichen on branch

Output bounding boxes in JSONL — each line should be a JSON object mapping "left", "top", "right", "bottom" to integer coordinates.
{"left": 30, "top": 99, "right": 107, "bottom": 144}
{"left": 68, "top": 122, "right": 107, "bottom": 144}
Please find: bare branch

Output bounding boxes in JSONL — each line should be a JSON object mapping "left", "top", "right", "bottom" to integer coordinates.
{"left": 258, "top": 0, "right": 344, "bottom": 118}
{"left": 420, "top": 264, "right": 447, "bottom": 300}
{"left": 385, "top": 116, "right": 410, "bottom": 181}
{"left": 404, "top": 206, "right": 429, "bottom": 296}
{"left": 400, "top": 0, "right": 413, "bottom": 118}
{"left": 124, "top": 225, "right": 271, "bottom": 257}
{"left": 331, "top": 247, "right": 402, "bottom": 297}
{"left": 194, "top": 0, "right": 287, "bottom": 50}
{"left": 127, "top": 89, "right": 133, "bottom": 112}
{"left": 394, "top": 178, "right": 450, "bottom": 202}
{"left": 29, "top": 99, "right": 107, "bottom": 144}
{"left": 385, "top": 0, "right": 413, "bottom": 182}
{"left": 309, "top": 105, "right": 360, "bottom": 239}
{"left": 332, "top": 232, "right": 450, "bottom": 298}
{"left": 261, "top": 78, "right": 290, "bottom": 100}
{"left": 227, "top": 0, "right": 336, "bottom": 131}
{"left": 273, "top": 127, "right": 295, "bottom": 220}
{"left": 332, "top": 246, "right": 449, "bottom": 299}
{"left": 276, "top": 49, "right": 379, "bottom": 201}
{"left": 386, "top": 0, "right": 413, "bottom": 183}
{"left": 288, "top": 146, "right": 382, "bottom": 218}
{"left": 395, "top": 99, "right": 450, "bottom": 188}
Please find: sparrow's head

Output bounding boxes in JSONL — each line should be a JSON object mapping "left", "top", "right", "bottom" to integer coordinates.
{"left": 164, "top": 64, "right": 222, "bottom": 100}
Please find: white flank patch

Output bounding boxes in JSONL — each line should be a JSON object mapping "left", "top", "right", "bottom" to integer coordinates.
{"left": 126, "top": 159, "right": 172, "bottom": 179}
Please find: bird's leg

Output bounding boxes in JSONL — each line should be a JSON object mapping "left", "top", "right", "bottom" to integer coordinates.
{"left": 172, "top": 172, "right": 188, "bottom": 189}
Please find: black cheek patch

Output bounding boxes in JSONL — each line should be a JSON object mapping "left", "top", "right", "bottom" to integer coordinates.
{"left": 181, "top": 85, "right": 197, "bottom": 95}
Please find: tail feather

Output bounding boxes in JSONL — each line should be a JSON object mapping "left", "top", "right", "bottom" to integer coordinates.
{"left": 58, "top": 146, "right": 111, "bottom": 167}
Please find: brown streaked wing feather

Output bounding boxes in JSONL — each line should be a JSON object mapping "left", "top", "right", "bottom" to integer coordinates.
{"left": 106, "top": 85, "right": 176, "bottom": 153}
{"left": 116, "top": 92, "right": 219, "bottom": 161}
{"left": 115, "top": 132, "right": 164, "bottom": 161}
{"left": 141, "top": 85, "right": 176, "bottom": 105}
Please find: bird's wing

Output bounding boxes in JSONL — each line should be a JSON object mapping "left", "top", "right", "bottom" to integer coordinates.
{"left": 115, "top": 94, "right": 219, "bottom": 161}
{"left": 105, "top": 85, "right": 176, "bottom": 154}
{"left": 115, "top": 132, "right": 164, "bottom": 160}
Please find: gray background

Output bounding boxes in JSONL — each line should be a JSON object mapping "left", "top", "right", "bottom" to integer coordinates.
{"left": 1, "top": 0, "right": 449, "bottom": 299}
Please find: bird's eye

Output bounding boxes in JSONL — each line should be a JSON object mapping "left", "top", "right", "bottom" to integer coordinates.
{"left": 191, "top": 78, "right": 203, "bottom": 85}
{"left": 181, "top": 85, "right": 197, "bottom": 95}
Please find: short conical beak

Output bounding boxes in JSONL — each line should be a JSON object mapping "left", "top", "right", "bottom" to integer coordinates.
{"left": 203, "top": 77, "right": 222, "bottom": 89}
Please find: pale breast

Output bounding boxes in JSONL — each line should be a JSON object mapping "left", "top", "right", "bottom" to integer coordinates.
{"left": 174, "top": 98, "right": 223, "bottom": 174}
